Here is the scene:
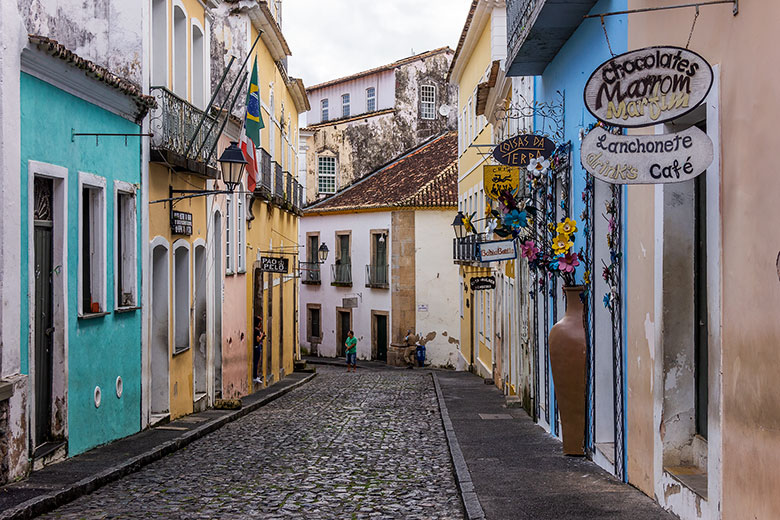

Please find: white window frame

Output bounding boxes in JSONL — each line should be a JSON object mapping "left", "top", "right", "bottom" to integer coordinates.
{"left": 420, "top": 84, "right": 436, "bottom": 120}
{"left": 114, "top": 180, "right": 138, "bottom": 309}
{"left": 321, "top": 98, "right": 329, "bottom": 122}
{"left": 225, "top": 195, "right": 233, "bottom": 274}
{"left": 172, "top": 239, "right": 191, "bottom": 354}
{"left": 237, "top": 193, "right": 246, "bottom": 273}
{"left": 366, "top": 87, "right": 376, "bottom": 112}
{"left": 78, "top": 172, "right": 107, "bottom": 315}
{"left": 342, "top": 93, "right": 350, "bottom": 118}
{"left": 317, "top": 155, "right": 336, "bottom": 194}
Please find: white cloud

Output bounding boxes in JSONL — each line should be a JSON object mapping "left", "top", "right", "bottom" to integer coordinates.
{"left": 282, "top": 0, "right": 473, "bottom": 87}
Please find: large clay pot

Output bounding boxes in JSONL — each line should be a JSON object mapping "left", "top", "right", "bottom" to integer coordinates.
{"left": 548, "top": 285, "right": 587, "bottom": 456}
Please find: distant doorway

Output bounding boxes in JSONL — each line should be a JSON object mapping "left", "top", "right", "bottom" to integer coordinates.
{"left": 151, "top": 242, "right": 170, "bottom": 415}
{"left": 372, "top": 311, "right": 388, "bottom": 362}
{"left": 33, "top": 216, "right": 54, "bottom": 447}
{"left": 337, "top": 309, "right": 351, "bottom": 357}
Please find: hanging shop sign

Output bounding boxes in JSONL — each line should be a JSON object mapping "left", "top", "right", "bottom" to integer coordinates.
{"left": 170, "top": 210, "right": 192, "bottom": 236}
{"left": 492, "top": 134, "right": 556, "bottom": 167}
{"left": 484, "top": 165, "right": 521, "bottom": 200}
{"left": 259, "top": 256, "right": 289, "bottom": 273}
{"left": 477, "top": 239, "right": 517, "bottom": 263}
{"left": 470, "top": 276, "right": 496, "bottom": 291}
{"left": 581, "top": 126, "right": 713, "bottom": 184}
{"left": 584, "top": 46, "right": 713, "bottom": 128}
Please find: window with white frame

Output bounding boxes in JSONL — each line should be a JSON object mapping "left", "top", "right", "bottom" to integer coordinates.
{"left": 173, "top": 242, "right": 190, "bottom": 353}
{"left": 115, "top": 183, "right": 137, "bottom": 308}
{"left": 225, "top": 195, "right": 233, "bottom": 273}
{"left": 237, "top": 193, "right": 246, "bottom": 272}
{"left": 79, "top": 173, "right": 106, "bottom": 315}
{"left": 321, "top": 98, "right": 329, "bottom": 121}
{"left": 318, "top": 156, "right": 336, "bottom": 194}
{"left": 366, "top": 87, "right": 376, "bottom": 112}
{"left": 342, "top": 93, "right": 350, "bottom": 118}
{"left": 420, "top": 85, "right": 436, "bottom": 119}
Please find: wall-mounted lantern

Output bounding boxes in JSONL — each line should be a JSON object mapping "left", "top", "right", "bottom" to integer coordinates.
{"left": 452, "top": 211, "right": 466, "bottom": 239}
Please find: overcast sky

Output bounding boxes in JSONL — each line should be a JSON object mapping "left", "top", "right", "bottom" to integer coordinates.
{"left": 283, "top": 0, "right": 474, "bottom": 88}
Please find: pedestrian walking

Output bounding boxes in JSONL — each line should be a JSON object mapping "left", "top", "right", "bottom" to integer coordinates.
{"left": 345, "top": 330, "right": 357, "bottom": 372}
{"left": 253, "top": 315, "right": 266, "bottom": 384}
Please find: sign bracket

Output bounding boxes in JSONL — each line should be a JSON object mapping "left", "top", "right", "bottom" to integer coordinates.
{"left": 584, "top": 0, "right": 738, "bottom": 19}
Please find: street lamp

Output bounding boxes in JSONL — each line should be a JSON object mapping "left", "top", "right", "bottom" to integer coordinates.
{"left": 218, "top": 141, "right": 247, "bottom": 192}
{"left": 318, "top": 243, "right": 329, "bottom": 263}
{"left": 451, "top": 211, "right": 466, "bottom": 239}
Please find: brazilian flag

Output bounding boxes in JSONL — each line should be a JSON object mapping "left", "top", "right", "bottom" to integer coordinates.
{"left": 245, "top": 58, "right": 264, "bottom": 147}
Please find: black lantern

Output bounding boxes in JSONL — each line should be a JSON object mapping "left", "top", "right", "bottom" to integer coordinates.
{"left": 318, "top": 243, "right": 329, "bottom": 263}
{"left": 451, "top": 211, "right": 466, "bottom": 239}
{"left": 218, "top": 141, "right": 247, "bottom": 192}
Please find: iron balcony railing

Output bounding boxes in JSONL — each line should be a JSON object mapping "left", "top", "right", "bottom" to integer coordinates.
{"left": 453, "top": 233, "right": 488, "bottom": 263}
{"left": 365, "top": 264, "right": 389, "bottom": 288}
{"left": 259, "top": 149, "right": 272, "bottom": 193}
{"left": 507, "top": 0, "right": 539, "bottom": 60}
{"left": 285, "top": 172, "right": 293, "bottom": 204}
{"left": 300, "top": 262, "right": 321, "bottom": 284}
{"left": 274, "top": 163, "right": 283, "bottom": 198}
{"left": 149, "top": 87, "right": 218, "bottom": 170}
{"left": 331, "top": 263, "right": 352, "bottom": 285}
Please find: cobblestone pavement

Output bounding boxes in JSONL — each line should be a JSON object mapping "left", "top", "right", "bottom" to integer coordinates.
{"left": 41, "top": 366, "right": 464, "bottom": 519}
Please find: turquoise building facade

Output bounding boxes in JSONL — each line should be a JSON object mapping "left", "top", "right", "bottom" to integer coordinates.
{"left": 19, "top": 45, "right": 148, "bottom": 458}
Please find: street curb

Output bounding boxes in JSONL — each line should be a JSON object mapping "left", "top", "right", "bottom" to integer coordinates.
{"left": 0, "top": 372, "right": 316, "bottom": 520}
{"left": 432, "top": 372, "right": 486, "bottom": 520}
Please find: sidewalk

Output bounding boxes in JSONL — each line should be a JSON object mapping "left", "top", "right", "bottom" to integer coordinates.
{"left": 0, "top": 372, "right": 315, "bottom": 520}
{"left": 433, "top": 371, "right": 675, "bottom": 520}
{"left": 303, "top": 354, "right": 404, "bottom": 370}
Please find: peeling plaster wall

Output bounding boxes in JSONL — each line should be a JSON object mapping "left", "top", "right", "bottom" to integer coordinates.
{"left": 209, "top": 3, "right": 249, "bottom": 119}
{"left": 305, "top": 51, "right": 457, "bottom": 204}
{"left": 18, "top": 0, "right": 144, "bottom": 86}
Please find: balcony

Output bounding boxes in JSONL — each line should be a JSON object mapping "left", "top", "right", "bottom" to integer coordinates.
{"left": 453, "top": 233, "right": 488, "bottom": 264}
{"left": 273, "top": 162, "right": 284, "bottom": 204}
{"left": 365, "top": 264, "right": 389, "bottom": 289}
{"left": 300, "top": 262, "right": 321, "bottom": 284}
{"left": 331, "top": 263, "right": 352, "bottom": 286}
{"left": 149, "top": 87, "right": 219, "bottom": 178}
{"left": 506, "top": 0, "right": 598, "bottom": 77}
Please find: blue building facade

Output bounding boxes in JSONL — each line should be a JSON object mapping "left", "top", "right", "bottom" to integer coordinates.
{"left": 18, "top": 38, "right": 152, "bottom": 459}
{"left": 507, "top": 0, "right": 629, "bottom": 479}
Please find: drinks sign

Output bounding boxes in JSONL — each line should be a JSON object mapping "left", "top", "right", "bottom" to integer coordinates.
{"left": 484, "top": 165, "right": 520, "bottom": 200}
{"left": 492, "top": 134, "right": 556, "bottom": 167}
{"left": 581, "top": 126, "right": 713, "bottom": 184}
{"left": 584, "top": 46, "right": 713, "bottom": 128}
{"left": 470, "top": 276, "right": 496, "bottom": 291}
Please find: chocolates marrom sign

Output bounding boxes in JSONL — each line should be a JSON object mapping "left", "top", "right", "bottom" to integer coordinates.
{"left": 584, "top": 46, "right": 713, "bottom": 128}
{"left": 581, "top": 126, "right": 713, "bottom": 184}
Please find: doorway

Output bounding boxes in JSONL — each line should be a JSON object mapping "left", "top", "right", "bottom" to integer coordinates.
{"left": 372, "top": 312, "right": 388, "bottom": 362}
{"left": 151, "top": 243, "right": 170, "bottom": 415}
{"left": 193, "top": 244, "right": 207, "bottom": 399}
{"left": 212, "top": 212, "right": 223, "bottom": 400}
{"left": 33, "top": 213, "right": 54, "bottom": 447}
{"left": 252, "top": 267, "right": 264, "bottom": 381}
{"left": 337, "top": 309, "right": 351, "bottom": 357}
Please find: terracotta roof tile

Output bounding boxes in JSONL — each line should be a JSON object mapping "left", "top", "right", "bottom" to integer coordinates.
{"left": 28, "top": 35, "right": 156, "bottom": 121}
{"left": 304, "top": 132, "right": 458, "bottom": 214}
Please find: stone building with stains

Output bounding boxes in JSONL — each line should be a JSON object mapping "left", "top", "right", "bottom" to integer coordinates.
{"left": 302, "top": 48, "right": 457, "bottom": 204}
{"left": 299, "top": 132, "right": 460, "bottom": 368}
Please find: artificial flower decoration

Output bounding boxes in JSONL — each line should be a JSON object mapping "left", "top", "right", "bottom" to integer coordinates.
{"left": 503, "top": 209, "right": 528, "bottom": 229}
{"left": 463, "top": 212, "right": 476, "bottom": 235}
{"left": 519, "top": 240, "right": 540, "bottom": 261}
{"left": 552, "top": 233, "right": 574, "bottom": 254}
{"left": 557, "top": 252, "right": 580, "bottom": 273}
{"left": 556, "top": 217, "right": 577, "bottom": 236}
{"left": 583, "top": 269, "right": 591, "bottom": 285}
{"left": 526, "top": 157, "right": 550, "bottom": 178}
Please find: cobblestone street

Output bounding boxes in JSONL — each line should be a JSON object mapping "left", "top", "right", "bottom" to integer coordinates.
{"left": 40, "top": 367, "right": 463, "bottom": 519}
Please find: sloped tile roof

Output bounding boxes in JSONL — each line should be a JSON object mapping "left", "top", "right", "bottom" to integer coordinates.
{"left": 304, "top": 132, "right": 458, "bottom": 214}
{"left": 28, "top": 35, "right": 156, "bottom": 118}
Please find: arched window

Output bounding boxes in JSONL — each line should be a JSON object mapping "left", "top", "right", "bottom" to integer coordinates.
{"left": 173, "top": 5, "right": 187, "bottom": 98}
{"left": 151, "top": 0, "right": 168, "bottom": 86}
{"left": 191, "top": 22, "right": 205, "bottom": 108}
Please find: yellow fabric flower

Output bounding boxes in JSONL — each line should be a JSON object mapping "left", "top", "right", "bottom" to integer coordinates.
{"left": 552, "top": 233, "right": 573, "bottom": 254}
{"left": 556, "top": 218, "right": 577, "bottom": 236}
{"left": 463, "top": 212, "right": 475, "bottom": 234}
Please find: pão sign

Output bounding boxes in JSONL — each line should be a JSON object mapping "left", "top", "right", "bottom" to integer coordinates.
{"left": 581, "top": 126, "right": 713, "bottom": 184}
{"left": 584, "top": 46, "right": 713, "bottom": 128}
{"left": 492, "top": 134, "right": 556, "bottom": 167}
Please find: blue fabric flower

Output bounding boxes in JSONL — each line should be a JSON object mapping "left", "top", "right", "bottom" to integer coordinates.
{"left": 503, "top": 209, "right": 528, "bottom": 229}
{"left": 603, "top": 293, "right": 611, "bottom": 308}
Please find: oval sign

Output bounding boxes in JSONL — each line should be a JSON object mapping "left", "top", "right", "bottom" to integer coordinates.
{"left": 584, "top": 46, "right": 713, "bottom": 128}
{"left": 581, "top": 126, "right": 713, "bottom": 184}
{"left": 492, "top": 134, "right": 556, "bottom": 167}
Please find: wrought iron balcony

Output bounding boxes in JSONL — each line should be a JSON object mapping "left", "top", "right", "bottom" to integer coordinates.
{"left": 366, "top": 264, "right": 389, "bottom": 288}
{"left": 149, "top": 86, "right": 219, "bottom": 177}
{"left": 331, "top": 262, "right": 352, "bottom": 286}
{"left": 300, "top": 262, "right": 321, "bottom": 284}
{"left": 273, "top": 162, "right": 284, "bottom": 201}
{"left": 453, "top": 233, "right": 488, "bottom": 264}
{"left": 506, "top": 0, "right": 598, "bottom": 77}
